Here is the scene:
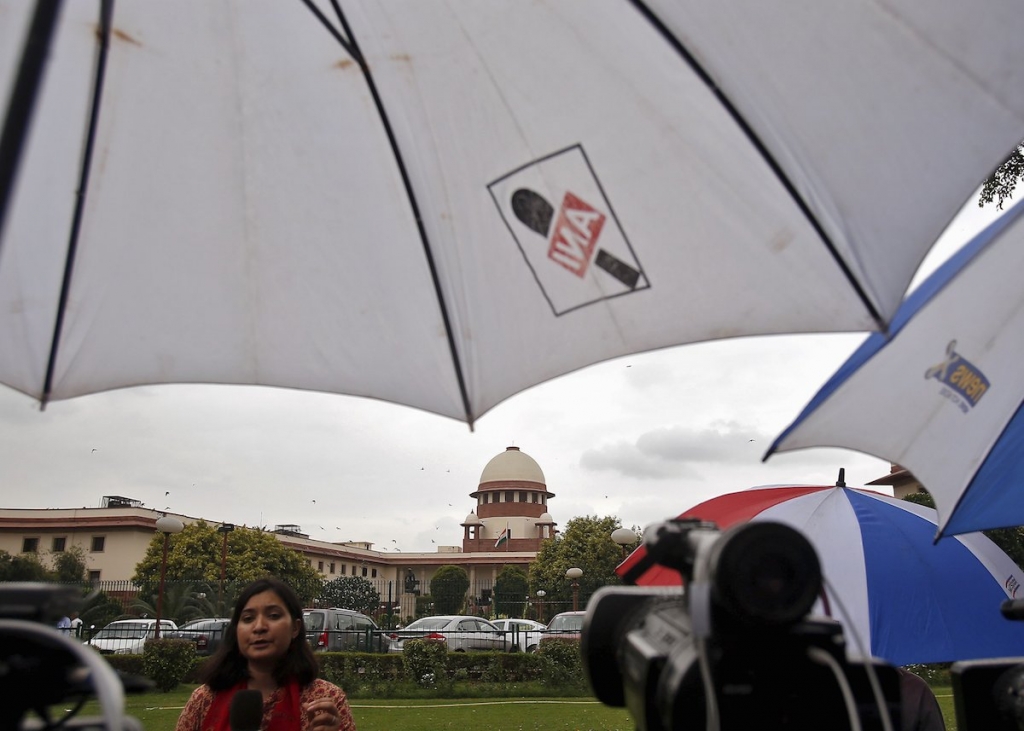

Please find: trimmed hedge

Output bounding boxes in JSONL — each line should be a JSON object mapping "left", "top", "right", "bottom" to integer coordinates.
{"left": 93, "top": 642, "right": 586, "bottom": 697}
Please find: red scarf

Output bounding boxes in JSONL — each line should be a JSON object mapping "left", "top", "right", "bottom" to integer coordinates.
{"left": 204, "top": 679, "right": 303, "bottom": 731}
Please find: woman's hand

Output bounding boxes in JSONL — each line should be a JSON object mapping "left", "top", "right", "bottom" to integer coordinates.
{"left": 303, "top": 699, "right": 343, "bottom": 731}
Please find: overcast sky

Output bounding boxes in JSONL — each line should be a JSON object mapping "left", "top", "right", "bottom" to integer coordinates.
{"left": 0, "top": 196, "right": 1008, "bottom": 554}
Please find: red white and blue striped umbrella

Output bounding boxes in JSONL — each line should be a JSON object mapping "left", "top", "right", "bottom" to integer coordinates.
{"left": 617, "top": 483, "right": 1024, "bottom": 666}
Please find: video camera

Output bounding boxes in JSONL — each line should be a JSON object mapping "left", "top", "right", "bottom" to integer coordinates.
{"left": 949, "top": 599, "right": 1024, "bottom": 731}
{"left": 0, "top": 582, "right": 144, "bottom": 730}
{"left": 581, "top": 519, "right": 901, "bottom": 731}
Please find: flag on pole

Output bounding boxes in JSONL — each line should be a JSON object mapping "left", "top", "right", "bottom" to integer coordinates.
{"left": 494, "top": 523, "right": 510, "bottom": 549}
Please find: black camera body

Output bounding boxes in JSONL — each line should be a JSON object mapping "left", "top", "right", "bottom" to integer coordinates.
{"left": 582, "top": 519, "right": 900, "bottom": 731}
{"left": 0, "top": 583, "right": 144, "bottom": 730}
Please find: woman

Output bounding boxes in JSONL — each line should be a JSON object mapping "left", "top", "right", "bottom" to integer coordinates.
{"left": 176, "top": 578, "right": 355, "bottom": 731}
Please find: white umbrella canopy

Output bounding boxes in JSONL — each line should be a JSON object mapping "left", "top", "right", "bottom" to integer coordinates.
{"left": 767, "top": 199, "right": 1024, "bottom": 538}
{"left": 2, "top": 0, "right": 1023, "bottom": 427}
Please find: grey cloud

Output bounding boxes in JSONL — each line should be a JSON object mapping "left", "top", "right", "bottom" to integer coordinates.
{"left": 580, "top": 441, "right": 701, "bottom": 480}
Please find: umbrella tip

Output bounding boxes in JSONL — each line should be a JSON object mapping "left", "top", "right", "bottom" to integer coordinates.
{"left": 835, "top": 468, "right": 846, "bottom": 487}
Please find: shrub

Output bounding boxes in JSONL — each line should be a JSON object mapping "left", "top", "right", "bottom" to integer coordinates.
{"left": 143, "top": 639, "right": 197, "bottom": 692}
{"left": 403, "top": 639, "right": 451, "bottom": 690}
{"left": 536, "top": 639, "right": 586, "bottom": 690}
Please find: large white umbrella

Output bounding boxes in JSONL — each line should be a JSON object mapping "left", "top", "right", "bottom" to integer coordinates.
{"left": 2, "top": 1, "right": 1023, "bottom": 427}
{"left": 768, "top": 199, "right": 1024, "bottom": 538}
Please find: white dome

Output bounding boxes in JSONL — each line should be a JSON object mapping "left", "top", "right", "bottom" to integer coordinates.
{"left": 464, "top": 512, "right": 482, "bottom": 524}
{"left": 479, "top": 446, "right": 545, "bottom": 485}
{"left": 538, "top": 512, "right": 554, "bottom": 523}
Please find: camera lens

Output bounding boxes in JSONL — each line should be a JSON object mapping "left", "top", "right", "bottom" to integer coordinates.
{"left": 708, "top": 521, "right": 821, "bottom": 628}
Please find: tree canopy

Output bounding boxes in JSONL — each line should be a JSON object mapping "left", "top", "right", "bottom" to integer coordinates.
{"left": 319, "top": 576, "right": 381, "bottom": 615}
{"left": 0, "top": 550, "right": 52, "bottom": 582}
{"left": 493, "top": 565, "right": 529, "bottom": 618}
{"left": 528, "top": 515, "right": 637, "bottom": 611}
{"left": 980, "top": 144, "right": 1024, "bottom": 210}
{"left": 131, "top": 521, "right": 322, "bottom": 603}
{"left": 430, "top": 565, "right": 470, "bottom": 614}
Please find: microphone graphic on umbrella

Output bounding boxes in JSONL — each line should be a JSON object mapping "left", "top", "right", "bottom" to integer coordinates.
{"left": 511, "top": 188, "right": 640, "bottom": 289}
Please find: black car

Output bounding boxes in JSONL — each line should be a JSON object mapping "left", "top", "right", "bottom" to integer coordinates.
{"left": 170, "top": 618, "right": 231, "bottom": 656}
{"left": 303, "top": 608, "right": 391, "bottom": 653}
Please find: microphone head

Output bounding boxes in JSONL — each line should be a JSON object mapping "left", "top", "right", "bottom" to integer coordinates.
{"left": 229, "top": 689, "right": 264, "bottom": 731}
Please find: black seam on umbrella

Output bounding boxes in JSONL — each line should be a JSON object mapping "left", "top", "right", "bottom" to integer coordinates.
{"left": 630, "top": 0, "right": 885, "bottom": 331}
{"left": 42, "top": 0, "right": 114, "bottom": 408}
{"left": 302, "top": 0, "right": 475, "bottom": 429}
{"left": 0, "top": 0, "right": 64, "bottom": 264}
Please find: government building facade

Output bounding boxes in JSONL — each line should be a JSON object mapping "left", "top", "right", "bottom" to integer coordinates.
{"left": 0, "top": 446, "right": 558, "bottom": 620}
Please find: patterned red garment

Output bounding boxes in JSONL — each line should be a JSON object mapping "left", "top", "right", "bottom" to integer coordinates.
{"left": 175, "top": 679, "right": 356, "bottom": 731}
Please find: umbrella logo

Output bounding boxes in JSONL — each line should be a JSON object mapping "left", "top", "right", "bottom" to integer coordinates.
{"left": 924, "top": 340, "right": 989, "bottom": 412}
{"left": 489, "top": 144, "right": 648, "bottom": 316}
{"left": 1007, "top": 575, "right": 1020, "bottom": 598}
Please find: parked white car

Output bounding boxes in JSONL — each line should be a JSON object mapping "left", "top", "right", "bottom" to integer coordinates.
{"left": 491, "top": 618, "right": 547, "bottom": 653}
{"left": 87, "top": 619, "right": 177, "bottom": 655}
{"left": 388, "top": 615, "right": 510, "bottom": 653}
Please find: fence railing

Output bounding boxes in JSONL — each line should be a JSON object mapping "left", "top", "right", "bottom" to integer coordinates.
{"left": 75, "top": 626, "right": 581, "bottom": 654}
{"left": 4, "top": 579, "right": 585, "bottom": 638}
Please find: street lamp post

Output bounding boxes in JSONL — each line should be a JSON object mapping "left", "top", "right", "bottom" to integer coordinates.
{"left": 565, "top": 567, "right": 583, "bottom": 612}
{"left": 611, "top": 527, "right": 639, "bottom": 559}
{"left": 217, "top": 523, "right": 235, "bottom": 609}
{"left": 536, "top": 589, "right": 546, "bottom": 623}
{"left": 154, "top": 516, "right": 184, "bottom": 640}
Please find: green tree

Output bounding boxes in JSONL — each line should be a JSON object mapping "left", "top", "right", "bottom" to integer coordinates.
{"left": 131, "top": 581, "right": 208, "bottom": 625}
{"left": 980, "top": 143, "right": 1024, "bottom": 210}
{"left": 318, "top": 576, "right": 380, "bottom": 614}
{"left": 903, "top": 491, "right": 1024, "bottom": 568}
{"left": 528, "top": 515, "right": 631, "bottom": 611}
{"left": 80, "top": 591, "right": 129, "bottom": 637}
{"left": 51, "top": 546, "right": 89, "bottom": 583}
{"left": 0, "top": 550, "right": 53, "bottom": 581}
{"left": 430, "top": 565, "right": 470, "bottom": 614}
{"left": 493, "top": 565, "right": 529, "bottom": 618}
{"left": 132, "top": 522, "right": 323, "bottom": 604}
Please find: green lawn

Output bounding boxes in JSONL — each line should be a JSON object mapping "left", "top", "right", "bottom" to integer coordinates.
{"left": 66, "top": 684, "right": 958, "bottom": 731}
{"left": 71, "top": 687, "right": 635, "bottom": 731}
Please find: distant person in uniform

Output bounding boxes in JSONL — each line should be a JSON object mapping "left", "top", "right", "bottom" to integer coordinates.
{"left": 69, "top": 612, "right": 84, "bottom": 638}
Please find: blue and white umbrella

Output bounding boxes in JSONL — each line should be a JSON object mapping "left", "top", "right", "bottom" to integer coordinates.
{"left": 768, "top": 198, "right": 1024, "bottom": 538}
{"left": 621, "top": 483, "right": 1024, "bottom": 665}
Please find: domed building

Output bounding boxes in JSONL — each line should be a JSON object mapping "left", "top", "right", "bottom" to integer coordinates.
{"left": 461, "top": 446, "right": 557, "bottom": 552}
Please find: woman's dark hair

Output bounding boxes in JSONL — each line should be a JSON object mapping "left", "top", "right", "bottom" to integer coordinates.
{"left": 200, "top": 577, "right": 319, "bottom": 691}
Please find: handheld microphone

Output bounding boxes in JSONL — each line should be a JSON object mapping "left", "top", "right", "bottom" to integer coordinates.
{"left": 229, "top": 689, "right": 264, "bottom": 731}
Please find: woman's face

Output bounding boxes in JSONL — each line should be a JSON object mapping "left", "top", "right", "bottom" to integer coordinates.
{"left": 236, "top": 590, "right": 300, "bottom": 668}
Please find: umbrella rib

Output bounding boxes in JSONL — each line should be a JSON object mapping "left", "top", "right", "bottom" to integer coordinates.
{"left": 630, "top": 0, "right": 885, "bottom": 330}
{"left": 300, "top": 0, "right": 359, "bottom": 61}
{"left": 41, "top": 0, "right": 114, "bottom": 408}
{"left": 0, "top": 0, "right": 64, "bottom": 263}
{"left": 300, "top": 0, "right": 476, "bottom": 428}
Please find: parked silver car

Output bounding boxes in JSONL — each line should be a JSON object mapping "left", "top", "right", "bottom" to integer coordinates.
{"left": 303, "top": 608, "right": 391, "bottom": 653}
{"left": 87, "top": 619, "right": 178, "bottom": 655}
{"left": 388, "top": 615, "right": 510, "bottom": 653}
{"left": 169, "top": 617, "right": 231, "bottom": 656}
{"left": 491, "top": 618, "right": 546, "bottom": 653}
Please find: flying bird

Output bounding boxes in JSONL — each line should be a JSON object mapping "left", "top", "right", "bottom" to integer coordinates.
{"left": 165, "top": 491, "right": 170, "bottom": 496}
